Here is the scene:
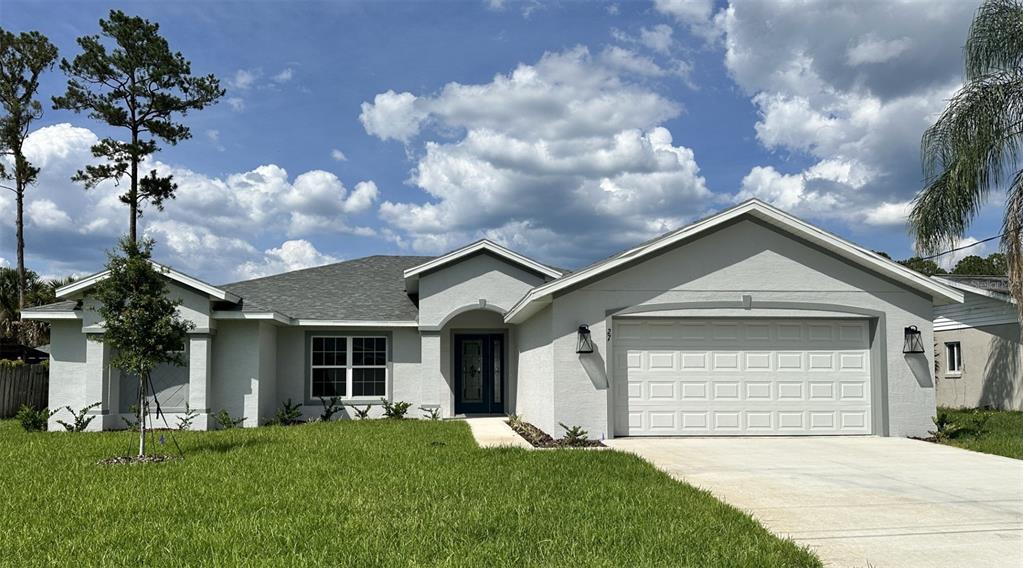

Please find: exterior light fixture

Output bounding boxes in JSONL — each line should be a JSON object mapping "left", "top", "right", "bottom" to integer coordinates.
{"left": 903, "top": 325, "right": 925, "bottom": 354}
{"left": 576, "top": 325, "right": 594, "bottom": 354}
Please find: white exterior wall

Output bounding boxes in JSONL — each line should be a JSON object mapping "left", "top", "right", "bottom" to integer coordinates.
{"left": 544, "top": 220, "right": 938, "bottom": 439}
{"left": 935, "top": 290, "right": 1017, "bottom": 331}
{"left": 46, "top": 321, "right": 88, "bottom": 430}
{"left": 418, "top": 252, "right": 546, "bottom": 328}
{"left": 274, "top": 326, "right": 423, "bottom": 421}
{"left": 512, "top": 305, "right": 555, "bottom": 432}
{"left": 257, "top": 322, "right": 278, "bottom": 423}
{"left": 210, "top": 320, "right": 262, "bottom": 427}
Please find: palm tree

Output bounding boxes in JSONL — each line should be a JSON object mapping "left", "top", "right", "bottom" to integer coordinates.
{"left": 911, "top": 0, "right": 1023, "bottom": 308}
{"left": 0, "top": 267, "right": 76, "bottom": 346}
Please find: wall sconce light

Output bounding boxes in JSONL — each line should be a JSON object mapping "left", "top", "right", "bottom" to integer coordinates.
{"left": 903, "top": 325, "right": 924, "bottom": 354}
{"left": 576, "top": 325, "right": 594, "bottom": 354}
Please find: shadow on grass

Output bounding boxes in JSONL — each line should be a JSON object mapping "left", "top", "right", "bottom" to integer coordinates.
{"left": 184, "top": 437, "right": 273, "bottom": 455}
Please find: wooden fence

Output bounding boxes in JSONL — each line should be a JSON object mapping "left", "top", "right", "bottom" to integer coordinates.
{"left": 0, "top": 364, "right": 49, "bottom": 418}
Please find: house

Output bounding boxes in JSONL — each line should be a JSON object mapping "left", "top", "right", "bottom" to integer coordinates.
{"left": 22, "top": 199, "right": 963, "bottom": 438}
{"left": 933, "top": 276, "right": 1022, "bottom": 411}
{"left": 0, "top": 342, "right": 49, "bottom": 364}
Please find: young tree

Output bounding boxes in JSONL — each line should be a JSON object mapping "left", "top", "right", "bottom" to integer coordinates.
{"left": 53, "top": 10, "right": 223, "bottom": 241}
{"left": 0, "top": 30, "right": 58, "bottom": 316}
{"left": 897, "top": 257, "right": 948, "bottom": 277}
{"left": 911, "top": 0, "right": 1023, "bottom": 308}
{"left": 93, "top": 237, "right": 193, "bottom": 457}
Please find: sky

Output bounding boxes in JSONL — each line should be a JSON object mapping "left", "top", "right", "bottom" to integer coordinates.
{"left": 0, "top": 0, "right": 1006, "bottom": 283}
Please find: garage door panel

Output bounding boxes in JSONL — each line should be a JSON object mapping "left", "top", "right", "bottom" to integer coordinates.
{"left": 615, "top": 318, "right": 872, "bottom": 436}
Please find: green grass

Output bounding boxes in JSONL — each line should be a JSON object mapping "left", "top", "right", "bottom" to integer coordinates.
{"left": 935, "top": 407, "right": 1023, "bottom": 460}
{"left": 0, "top": 420, "right": 819, "bottom": 567}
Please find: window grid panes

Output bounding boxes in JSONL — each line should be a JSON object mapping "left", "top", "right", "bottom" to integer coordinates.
{"left": 311, "top": 337, "right": 387, "bottom": 398}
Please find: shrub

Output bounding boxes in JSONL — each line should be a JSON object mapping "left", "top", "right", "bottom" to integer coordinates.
{"left": 56, "top": 402, "right": 101, "bottom": 432}
{"left": 350, "top": 405, "right": 371, "bottom": 420}
{"left": 214, "top": 409, "right": 245, "bottom": 429}
{"left": 381, "top": 398, "right": 412, "bottom": 419}
{"left": 559, "top": 423, "right": 590, "bottom": 447}
{"left": 121, "top": 404, "right": 141, "bottom": 432}
{"left": 421, "top": 406, "right": 441, "bottom": 420}
{"left": 267, "top": 398, "right": 304, "bottom": 426}
{"left": 929, "top": 411, "right": 963, "bottom": 442}
{"left": 177, "top": 404, "right": 199, "bottom": 431}
{"left": 15, "top": 405, "right": 56, "bottom": 432}
{"left": 319, "top": 396, "right": 343, "bottom": 421}
{"left": 0, "top": 359, "right": 26, "bottom": 368}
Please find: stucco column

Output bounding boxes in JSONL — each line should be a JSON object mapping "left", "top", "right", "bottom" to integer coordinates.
{"left": 81, "top": 334, "right": 118, "bottom": 431}
{"left": 420, "top": 331, "right": 448, "bottom": 416}
{"left": 187, "top": 333, "right": 214, "bottom": 430}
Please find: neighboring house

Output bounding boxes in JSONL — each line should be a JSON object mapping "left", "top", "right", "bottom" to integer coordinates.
{"left": 22, "top": 200, "right": 962, "bottom": 438}
{"left": 933, "top": 276, "right": 1022, "bottom": 411}
{"left": 0, "top": 343, "right": 49, "bottom": 364}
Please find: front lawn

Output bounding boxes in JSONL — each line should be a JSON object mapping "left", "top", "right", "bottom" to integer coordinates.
{"left": 935, "top": 407, "right": 1023, "bottom": 460}
{"left": 0, "top": 419, "right": 818, "bottom": 567}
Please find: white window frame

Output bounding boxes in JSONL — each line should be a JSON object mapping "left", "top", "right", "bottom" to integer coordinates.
{"left": 310, "top": 335, "right": 388, "bottom": 400}
{"left": 945, "top": 341, "right": 962, "bottom": 375}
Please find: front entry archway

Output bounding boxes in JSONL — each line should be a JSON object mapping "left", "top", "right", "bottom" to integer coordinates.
{"left": 454, "top": 333, "right": 504, "bottom": 414}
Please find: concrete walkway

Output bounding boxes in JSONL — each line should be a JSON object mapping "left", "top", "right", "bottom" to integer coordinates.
{"left": 464, "top": 417, "right": 532, "bottom": 448}
{"left": 607, "top": 436, "right": 1023, "bottom": 568}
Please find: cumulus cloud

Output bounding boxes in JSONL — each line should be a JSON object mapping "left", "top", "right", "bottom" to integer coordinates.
{"left": 236, "top": 240, "right": 340, "bottom": 279}
{"left": 363, "top": 46, "right": 713, "bottom": 265}
{"left": 715, "top": 0, "right": 976, "bottom": 226}
{"left": 330, "top": 148, "right": 348, "bottom": 161}
{"left": 1, "top": 123, "right": 376, "bottom": 281}
{"left": 226, "top": 97, "right": 245, "bottom": 112}
{"left": 653, "top": 0, "right": 719, "bottom": 41}
{"left": 230, "top": 69, "right": 259, "bottom": 90}
{"left": 272, "top": 67, "right": 294, "bottom": 83}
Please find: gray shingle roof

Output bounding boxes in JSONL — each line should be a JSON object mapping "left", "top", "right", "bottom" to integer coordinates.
{"left": 221, "top": 255, "right": 435, "bottom": 321}
{"left": 940, "top": 275, "right": 1010, "bottom": 295}
{"left": 21, "top": 300, "right": 79, "bottom": 313}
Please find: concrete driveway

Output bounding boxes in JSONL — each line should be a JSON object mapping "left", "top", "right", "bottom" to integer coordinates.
{"left": 606, "top": 437, "right": 1023, "bottom": 568}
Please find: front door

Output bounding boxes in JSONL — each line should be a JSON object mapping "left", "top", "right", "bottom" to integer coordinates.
{"left": 454, "top": 334, "right": 504, "bottom": 414}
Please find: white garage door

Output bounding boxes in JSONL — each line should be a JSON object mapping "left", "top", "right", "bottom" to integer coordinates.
{"left": 614, "top": 319, "right": 872, "bottom": 436}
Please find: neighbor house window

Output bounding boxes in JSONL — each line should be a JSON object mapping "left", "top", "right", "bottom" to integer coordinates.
{"left": 945, "top": 342, "right": 962, "bottom": 374}
{"left": 311, "top": 336, "right": 387, "bottom": 398}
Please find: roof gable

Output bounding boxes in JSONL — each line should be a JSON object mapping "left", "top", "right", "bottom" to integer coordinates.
{"left": 56, "top": 262, "right": 240, "bottom": 303}
{"left": 403, "top": 239, "right": 562, "bottom": 295}
{"left": 505, "top": 199, "right": 964, "bottom": 323}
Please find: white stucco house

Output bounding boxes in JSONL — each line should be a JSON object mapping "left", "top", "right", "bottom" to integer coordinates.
{"left": 23, "top": 200, "right": 963, "bottom": 438}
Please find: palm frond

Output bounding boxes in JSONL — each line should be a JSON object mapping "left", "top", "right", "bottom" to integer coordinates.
{"left": 914, "top": 72, "right": 1023, "bottom": 252}
{"left": 965, "top": 0, "right": 1023, "bottom": 81}
{"left": 1003, "top": 170, "right": 1023, "bottom": 315}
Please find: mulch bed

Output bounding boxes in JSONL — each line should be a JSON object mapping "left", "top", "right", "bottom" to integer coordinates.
{"left": 507, "top": 419, "right": 604, "bottom": 448}
{"left": 98, "top": 454, "right": 180, "bottom": 465}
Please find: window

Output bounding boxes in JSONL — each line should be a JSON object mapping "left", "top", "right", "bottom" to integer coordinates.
{"left": 311, "top": 336, "right": 387, "bottom": 398}
{"left": 945, "top": 342, "right": 962, "bottom": 374}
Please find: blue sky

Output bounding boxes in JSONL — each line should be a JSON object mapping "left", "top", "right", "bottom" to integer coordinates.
{"left": 0, "top": 0, "right": 1004, "bottom": 282}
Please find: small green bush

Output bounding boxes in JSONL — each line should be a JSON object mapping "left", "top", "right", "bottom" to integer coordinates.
{"left": 559, "top": 423, "right": 590, "bottom": 447}
{"left": 56, "top": 402, "right": 101, "bottom": 432}
{"left": 319, "top": 396, "right": 342, "bottom": 421}
{"left": 421, "top": 406, "right": 441, "bottom": 420}
{"left": 214, "top": 409, "right": 245, "bottom": 429}
{"left": 349, "top": 405, "right": 371, "bottom": 420}
{"left": 267, "top": 399, "right": 304, "bottom": 426}
{"left": 381, "top": 398, "right": 412, "bottom": 419}
{"left": 15, "top": 405, "right": 56, "bottom": 432}
{"left": 177, "top": 404, "right": 200, "bottom": 431}
{"left": 929, "top": 411, "right": 963, "bottom": 442}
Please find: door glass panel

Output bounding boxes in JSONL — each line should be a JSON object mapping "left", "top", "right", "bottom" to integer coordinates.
{"left": 461, "top": 340, "right": 483, "bottom": 403}
{"left": 493, "top": 338, "right": 502, "bottom": 404}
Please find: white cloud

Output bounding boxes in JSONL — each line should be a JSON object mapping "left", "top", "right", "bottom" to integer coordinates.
{"left": 358, "top": 90, "right": 427, "bottom": 143}
{"left": 363, "top": 46, "right": 713, "bottom": 265}
{"left": 236, "top": 240, "right": 339, "bottom": 279}
{"left": 847, "top": 35, "right": 912, "bottom": 66}
{"left": 600, "top": 46, "right": 667, "bottom": 77}
{"left": 653, "top": 0, "right": 720, "bottom": 41}
{"left": 27, "top": 199, "right": 72, "bottom": 229}
{"left": 272, "top": 67, "right": 294, "bottom": 83}
{"left": 205, "top": 129, "right": 220, "bottom": 142}
{"left": 716, "top": 0, "right": 976, "bottom": 226}
{"left": 639, "top": 24, "right": 675, "bottom": 54}
{"left": 1, "top": 123, "right": 379, "bottom": 281}
{"left": 230, "top": 69, "right": 259, "bottom": 90}
{"left": 330, "top": 148, "right": 348, "bottom": 161}
{"left": 933, "top": 237, "right": 989, "bottom": 271}
{"left": 226, "top": 97, "right": 245, "bottom": 112}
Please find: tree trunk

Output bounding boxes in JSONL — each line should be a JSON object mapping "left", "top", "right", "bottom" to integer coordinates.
{"left": 129, "top": 142, "right": 138, "bottom": 243}
{"left": 15, "top": 180, "right": 25, "bottom": 315}
{"left": 138, "top": 372, "right": 146, "bottom": 457}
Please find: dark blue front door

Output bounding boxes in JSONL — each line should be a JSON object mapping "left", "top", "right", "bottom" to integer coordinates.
{"left": 454, "top": 334, "right": 504, "bottom": 414}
